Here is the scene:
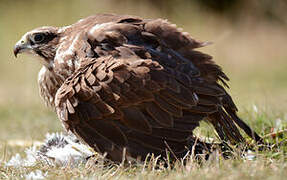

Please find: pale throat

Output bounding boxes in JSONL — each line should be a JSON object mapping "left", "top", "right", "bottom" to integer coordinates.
{"left": 41, "top": 57, "right": 54, "bottom": 71}
{"left": 29, "top": 48, "right": 55, "bottom": 71}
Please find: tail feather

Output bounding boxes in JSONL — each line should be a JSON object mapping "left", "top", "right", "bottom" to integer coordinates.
{"left": 208, "top": 108, "right": 245, "bottom": 143}
{"left": 225, "top": 108, "right": 263, "bottom": 143}
{"left": 219, "top": 89, "right": 263, "bottom": 144}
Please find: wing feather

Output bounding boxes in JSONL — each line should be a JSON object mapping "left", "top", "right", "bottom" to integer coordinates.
{"left": 121, "top": 106, "right": 152, "bottom": 133}
{"left": 145, "top": 102, "right": 174, "bottom": 127}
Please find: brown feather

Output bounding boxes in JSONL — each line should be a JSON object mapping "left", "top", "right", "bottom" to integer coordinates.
{"left": 145, "top": 102, "right": 174, "bottom": 127}
{"left": 121, "top": 106, "right": 152, "bottom": 133}
{"left": 154, "top": 95, "right": 183, "bottom": 117}
{"left": 85, "top": 120, "right": 127, "bottom": 146}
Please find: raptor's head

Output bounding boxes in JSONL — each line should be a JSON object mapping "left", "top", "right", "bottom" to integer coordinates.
{"left": 14, "top": 26, "right": 60, "bottom": 69}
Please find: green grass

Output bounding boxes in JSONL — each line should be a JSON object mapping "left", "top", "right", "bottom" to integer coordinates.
{"left": 0, "top": 0, "right": 287, "bottom": 179}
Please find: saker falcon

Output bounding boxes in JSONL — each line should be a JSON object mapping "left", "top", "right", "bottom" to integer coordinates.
{"left": 13, "top": 14, "right": 263, "bottom": 162}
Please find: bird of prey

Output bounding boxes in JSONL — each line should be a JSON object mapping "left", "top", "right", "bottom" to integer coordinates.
{"left": 14, "top": 14, "right": 262, "bottom": 162}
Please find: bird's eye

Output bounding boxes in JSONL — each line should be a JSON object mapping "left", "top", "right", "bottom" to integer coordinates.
{"left": 32, "top": 33, "right": 45, "bottom": 43}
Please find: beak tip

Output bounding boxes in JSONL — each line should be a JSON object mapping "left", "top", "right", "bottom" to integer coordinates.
{"left": 13, "top": 46, "right": 19, "bottom": 58}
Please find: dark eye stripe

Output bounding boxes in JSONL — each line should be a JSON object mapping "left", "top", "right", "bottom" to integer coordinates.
{"left": 31, "top": 33, "right": 57, "bottom": 44}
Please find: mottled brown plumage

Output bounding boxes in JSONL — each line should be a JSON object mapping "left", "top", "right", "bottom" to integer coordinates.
{"left": 14, "top": 14, "right": 262, "bottom": 162}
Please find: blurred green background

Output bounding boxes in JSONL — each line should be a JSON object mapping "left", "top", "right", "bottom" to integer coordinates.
{"left": 0, "top": 0, "right": 286, "bottom": 141}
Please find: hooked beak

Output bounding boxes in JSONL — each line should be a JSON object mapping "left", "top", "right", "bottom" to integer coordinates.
{"left": 13, "top": 39, "right": 30, "bottom": 58}
{"left": 13, "top": 44, "right": 21, "bottom": 57}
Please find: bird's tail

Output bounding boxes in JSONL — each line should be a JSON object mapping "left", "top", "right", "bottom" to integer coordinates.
{"left": 225, "top": 108, "right": 263, "bottom": 143}
{"left": 208, "top": 106, "right": 263, "bottom": 145}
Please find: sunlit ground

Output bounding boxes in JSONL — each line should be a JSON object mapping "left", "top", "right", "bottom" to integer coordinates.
{"left": 0, "top": 0, "right": 286, "bottom": 179}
